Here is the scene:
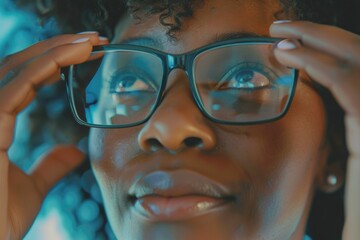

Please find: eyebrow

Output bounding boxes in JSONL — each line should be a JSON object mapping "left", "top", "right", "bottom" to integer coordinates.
{"left": 212, "top": 31, "right": 268, "bottom": 43}
{"left": 119, "top": 37, "right": 161, "bottom": 48}
{"left": 118, "top": 31, "right": 269, "bottom": 49}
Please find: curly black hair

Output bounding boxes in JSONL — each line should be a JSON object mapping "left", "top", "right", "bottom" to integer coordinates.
{"left": 13, "top": 0, "right": 360, "bottom": 239}
{"left": 15, "top": 0, "right": 360, "bottom": 38}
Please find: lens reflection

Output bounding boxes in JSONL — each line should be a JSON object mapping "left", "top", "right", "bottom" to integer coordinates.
{"left": 69, "top": 50, "right": 163, "bottom": 126}
{"left": 193, "top": 43, "right": 295, "bottom": 123}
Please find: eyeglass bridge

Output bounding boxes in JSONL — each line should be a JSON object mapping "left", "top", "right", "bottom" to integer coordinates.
{"left": 167, "top": 54, "right": 187, "bottom": 70}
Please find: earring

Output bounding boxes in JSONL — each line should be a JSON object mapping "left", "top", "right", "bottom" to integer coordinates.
{"left": 317, "top": 160, "right": 345, "bottom": 193}
{"left": 326, "top": 174, "right": 338, "bottom": 186}
{"left": 318, "top": 169, "right": 343, "bottom": 193}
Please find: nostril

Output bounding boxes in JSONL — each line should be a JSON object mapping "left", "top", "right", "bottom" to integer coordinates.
{"left": 184, "top": 137, "right": 203, "bottom": 148}
{"left": 146, "top": 138, "right": 163, "bottom": 151}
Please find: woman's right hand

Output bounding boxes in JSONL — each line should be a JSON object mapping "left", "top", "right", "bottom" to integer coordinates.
{"left": 0, "top": 32, "right": 107, "bottom": 240}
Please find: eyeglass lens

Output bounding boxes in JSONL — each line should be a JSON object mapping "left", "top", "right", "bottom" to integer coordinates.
{"left": 69, "top": 50, "right": 164, "bottom": 126}
{"left": 193, "top": 43, "right": 295, "bottom": 123}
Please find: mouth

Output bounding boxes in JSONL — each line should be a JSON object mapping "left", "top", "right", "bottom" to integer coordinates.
{"left": 128, "top": 170, "right": 235, "bottom": 221}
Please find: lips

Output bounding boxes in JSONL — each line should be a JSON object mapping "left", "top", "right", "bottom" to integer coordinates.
{"left": 128, "top": 170, "right": 234, "bottom": 221}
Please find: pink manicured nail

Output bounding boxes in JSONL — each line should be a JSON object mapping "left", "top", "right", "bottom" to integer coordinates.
{"left": 99, "top": 36, "right": 109, "bottom": 41}
{"left": 273, "top": 20, "right": 292, "bottom": 24}
{"left": 276, "top": 39, "right": 297, "bottom": 50}
{"left": 78, "top": 31, "right": 99, "bottom": 35}
{"left": 72, "top": 37, "right": 90, "bottom": 44}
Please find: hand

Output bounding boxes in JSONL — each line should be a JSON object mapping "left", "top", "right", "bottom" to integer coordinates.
{"left": 0, "top": 32, "right": 108, "bottom": 240}
{"left": 270, "top": 21, "right": 360, "bottom": 240}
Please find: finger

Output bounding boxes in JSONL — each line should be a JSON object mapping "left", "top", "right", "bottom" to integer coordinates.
{"left": 0, "top": 112, "right": 16, "bottom": 151}
{"left": 273, "top": 41, "right": 360, "bottom": 117}
{"left": 343, "top": 154, "right": 360, "bottom": 240}
{"left": 0, "top": 36, "right": 109, "bottom": 89}
{"left": 43, "top": 68, "right": 62, "bottom": 85}
{"left": 98, "top": 36, "right": 110, "bottom": 45}
{"left": 0, "top": 113, "right": 13, "bottom": 237}
{"left": 0, "top": 151, "right": 9, "bottom": 239}
{"left": 5, "top": 146, "right": 84, "bottom": 239}
{"left": 270, "top": 21, "right": 360, "bottom": 62}
{"left": 0, "top": 32, "right": 103, "bottom": 79}
{"left": 29, "top": 145, "right": 85, "bottom": 198}
{"left": 0, "top": 38, "right": 94, "bottom": 114}
{"left": 84, "top": 37, "right": 109, "bottom": 61}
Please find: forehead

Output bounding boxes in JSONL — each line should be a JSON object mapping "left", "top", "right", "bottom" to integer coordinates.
{"left": 115, "top": 0, "right": 283, "bottom": 53}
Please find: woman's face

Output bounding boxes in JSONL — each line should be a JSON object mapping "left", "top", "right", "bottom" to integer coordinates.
{"left": 89, "top": 0, "right": 328, "bottom": 239}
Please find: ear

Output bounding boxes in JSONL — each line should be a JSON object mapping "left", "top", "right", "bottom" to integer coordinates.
{"left": 316, "top": 161, "right": 345, "bottom": 194}
{"left": 314, "top": 142, "right": 345, "bottom": 194}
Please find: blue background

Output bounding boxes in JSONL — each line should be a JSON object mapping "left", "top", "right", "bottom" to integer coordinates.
{"left": 0, "top": 1, "right": 115, "bottom": 239}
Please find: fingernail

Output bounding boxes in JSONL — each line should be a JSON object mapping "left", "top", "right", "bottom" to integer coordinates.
{"left": 276, "top": 39, "right": 297, "bottom": 50}
{"left": 78, "top": 31, "right": 99, "bottom": 35}
{"left": 99, "top": 36, "right": 109, "bottom": 41}
{"left": 273, "top": 20, "right": 292, "bottom": 24}
{"left": 72, "top": 37, "right": 90, "bottom": 44}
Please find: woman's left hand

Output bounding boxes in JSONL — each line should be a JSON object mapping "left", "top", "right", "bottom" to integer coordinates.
{"left": 270, "top": 20, "right": 360, "bottom": 240}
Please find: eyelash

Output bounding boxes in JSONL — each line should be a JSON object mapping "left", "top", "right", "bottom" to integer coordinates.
{"left": 218, "top": 62, "right": 278, "bottom": 88}
{"left": 107, "top": 68, "right": 157, "bottom": 93}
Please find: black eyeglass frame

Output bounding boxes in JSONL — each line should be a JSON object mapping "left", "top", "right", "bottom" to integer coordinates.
{"left": 66, "top": 37, "right": 299, "bottom": 128}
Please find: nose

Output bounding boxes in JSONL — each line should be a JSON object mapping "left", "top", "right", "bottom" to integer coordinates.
{"left": 137, "top": 71, "right": 216, "bottom": 152}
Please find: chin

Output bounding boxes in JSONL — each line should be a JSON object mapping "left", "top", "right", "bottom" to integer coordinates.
{"left": 111, "top": 201, "right": 251, "bottom": 240}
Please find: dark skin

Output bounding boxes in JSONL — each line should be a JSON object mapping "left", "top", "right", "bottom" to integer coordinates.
{"left": 91, "top": 1, "right": 330, "bottom": 239}
{"left": 1, "top": 0, "right": 359, "bottom": 239}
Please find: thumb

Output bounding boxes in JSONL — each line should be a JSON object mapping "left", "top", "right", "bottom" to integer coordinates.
{"left": 29, "top": 145, "right": 85, "bottom": 198}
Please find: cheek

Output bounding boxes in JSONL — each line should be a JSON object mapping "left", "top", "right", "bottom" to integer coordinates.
{"left": 88, "top": 128, "right": 105, "bottom": 162}
{"left": 88, "top": 128, "right": 140, "bottom": 205}
{"left": 271, "top": 80, "right": 327, "bottom": 183}
{"left": 88, "top": 128, "right": 141, "bottom": 231}
{"left": 89, "top": 127, "right": 141, "bottom": 171}
{"left": 217, "top": 81, "right": 327, "bottom": 186}
{"left": 271, "top": 82, "right": 328, "bottom": 223}
{"left": 215, "top": 81, "right": 328, "bottom": 232}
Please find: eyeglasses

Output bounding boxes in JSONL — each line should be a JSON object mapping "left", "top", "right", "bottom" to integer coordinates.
{"left": 66, "top": 37, "right": 298, "bottom": 128}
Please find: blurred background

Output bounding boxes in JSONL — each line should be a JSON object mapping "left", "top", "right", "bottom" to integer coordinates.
{"left": 0, "top": 1, "right": 115, "bottom": 239}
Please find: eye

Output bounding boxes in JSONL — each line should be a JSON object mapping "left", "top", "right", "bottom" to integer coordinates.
{"left": 217, "top": 62, "right": 273, "bottom": 90}
{"left": 109, "top": 69, "right": 156, "bottom": 94}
